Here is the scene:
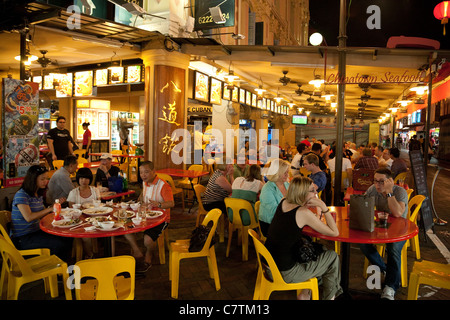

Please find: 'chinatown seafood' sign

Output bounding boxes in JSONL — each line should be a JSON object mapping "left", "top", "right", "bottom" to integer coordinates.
{"left": 325, "top": 70, "right": 426, "bottom": 85}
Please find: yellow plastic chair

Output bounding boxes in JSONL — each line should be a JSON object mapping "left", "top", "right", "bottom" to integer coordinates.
{"left": 111, "top": 150, "right": 123, "bottom": 155}
{"left": 254, "top": 201, "right": 266, "bottom": 242}
{"left": 224, "top": 197, "right": 261, "bottom": 261}
{"left": 157, "top": 173, "right": 185, "bottom": 211}
{"left": 407, "top": 260, "right": 450, "bottom": 300}
{"left": 407, "top": 195, "right": 426, "bottom": 260}
{"left": 73, "top": 149, "right": 87, "bottom": 159}
{"left": 0, "top": 235, "right": 72, "bottom": 300}
{"left": 169, "top": 209, "right": 222, "bottom": 299}
{"left": 393, "top": 171, "right": 408, "bottom": 184}
{"left": 406, "top": 188, "right": 414, "bottom": 201}
{"left": 194, "top": 184, "right": 224, "bottom": 243}
{"left": 331, "top": 171, "right": 348, "bottom": 202}
{"left": 52, "top": 159, "right": 64, "bottom": 170}
{"left": 363, "top": 195, "right": 426, "bottom": 287}
{"left": 74, "top": 256, "right": 135, "bottom": 300}
{"left": 0, "top": 211, "right": 56, "bottom": 299}
{"left": 176, "top": 164, "right": 204, "bottom": 199}
{"left": 248, "top": 229, "right": 319, "bottom": 300}
{"left": 299, "top": 167, "right": 311, "bottom": 177}
{"left": 77, "top": 157, "right": 88, "bottom": 165}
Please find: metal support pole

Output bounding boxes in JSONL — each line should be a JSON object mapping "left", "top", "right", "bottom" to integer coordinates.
{"left": 333, "top": 0, "right": 347, "bottom": 206}
{"left": 19, "top": 30, "right": 27, "bottom": 80}
{"left": 424, "top": 63, "right": 433, "bottom": 166}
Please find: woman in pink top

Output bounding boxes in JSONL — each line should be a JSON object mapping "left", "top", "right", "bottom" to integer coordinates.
{"left": 82, "top": 122, "right": 91, "bottom": 158}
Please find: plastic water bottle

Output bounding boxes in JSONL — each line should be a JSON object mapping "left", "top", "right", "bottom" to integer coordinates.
{"left": 53, "top": 199, "right": 61, "bottom": 220}
{"left": 122, "top": 172, "right": 128, "bottom": 191}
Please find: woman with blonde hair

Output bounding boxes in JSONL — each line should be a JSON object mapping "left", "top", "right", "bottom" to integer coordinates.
{"left": 258, "top": 158, "right": 291, "bottom": 236}
{"left": 265, "top": 175, "right": 342, "bottom": 300}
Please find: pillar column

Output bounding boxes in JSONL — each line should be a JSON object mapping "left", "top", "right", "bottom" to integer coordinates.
{"left": 141, "top": 49, "right": 190, "bottom": 170}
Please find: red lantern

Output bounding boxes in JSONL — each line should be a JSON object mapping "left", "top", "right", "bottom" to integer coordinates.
{"left": 434, "top": 1, "right": 450, "bottom": 35}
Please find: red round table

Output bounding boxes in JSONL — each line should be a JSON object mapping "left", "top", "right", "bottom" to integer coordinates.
{"left": 302, "top": 206, "right": 419, "bottom": 296}
{"left": 40, "top": 208, "right": 167, "bottom": 256}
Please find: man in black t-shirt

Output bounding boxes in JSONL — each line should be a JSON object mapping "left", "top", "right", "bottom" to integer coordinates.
{"left": 47, "top": 116, "right": 73, "bottom": 161}
{"left": 94, "top": 153, "right": 121, "bottom": 188}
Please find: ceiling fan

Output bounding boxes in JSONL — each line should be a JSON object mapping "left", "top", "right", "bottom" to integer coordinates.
{"left": 279, "top": 70, "right": 291, "bottom": 86}
{"left": 36, "top": 50, "right": 52, "bottom": 68}
{"left": 295, "top": 84, "right": 304, "bottom": 96}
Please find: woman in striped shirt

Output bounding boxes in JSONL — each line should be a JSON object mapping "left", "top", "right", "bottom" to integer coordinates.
{"left": 10, "top": 165, "right": 72, "bottom": 260}
{"left": 202, "top": 163, "right": 234, "bottom": 215}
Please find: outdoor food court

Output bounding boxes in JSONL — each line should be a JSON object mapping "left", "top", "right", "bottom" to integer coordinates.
{"left": 1, "top": 0, "right": 450, "bottom": 307}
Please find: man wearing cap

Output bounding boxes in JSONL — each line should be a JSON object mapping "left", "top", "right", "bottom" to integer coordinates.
{"left": 94, "top": 153, "right": 120, "bottom": 188}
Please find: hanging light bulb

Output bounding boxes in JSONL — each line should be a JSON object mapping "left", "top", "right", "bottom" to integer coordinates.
{"left": 410, "top": 85, "right": 428, "bottom": 96}
{"left": 322, "top": 91, "right": 334, "bottom": 101}
{"left": 389, "top": 107, "right": 399, "bottom": 113}
{"left": 274, "top": 96, "right": 283, "bottom": 104}
{"left": 224, "top": 70, "right": 239, "bottom": 83}
{"left": 397, "top": 98, "right": 412, "bottom": 107}
{"left": 309, "top": 75, "right": 324, "bottom": 88}
{"left": 255, "top": 85, "right": 266, "bottom": 96}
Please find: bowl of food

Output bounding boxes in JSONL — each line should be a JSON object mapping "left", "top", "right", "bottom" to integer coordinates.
{"left": 120, "top": 202, "right": 129, "bottom": 209}
{"left": 99, "top": 221, "right": 115, "bottom": 230}
{"left": 71, "top": 209, "right": 82, "bottom": 219}
{"left": 132, "top": 217, "right": 142, "bottom": 225}
{"left": 130, "top": 203, "right": 140, "bottom": 211}
{"left": 93, "top": 200, "right": 101, "bottom": 207}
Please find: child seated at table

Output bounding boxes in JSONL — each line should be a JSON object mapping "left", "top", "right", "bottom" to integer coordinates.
{"left": 67, "top": 167, "right": 99, "bottom": 258}
{"left": 67, "top": 168, "right": 100, "bottom": 207}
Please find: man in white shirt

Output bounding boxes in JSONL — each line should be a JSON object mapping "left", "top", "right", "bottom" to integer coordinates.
{"left": 382, "top": 149, "right": 393, "bottom": 169}
{"left": 328, "top": 147, "right": 353, "bottom": 189}
{"left": 375, "top": 146, "right": 387, "bottom": 167}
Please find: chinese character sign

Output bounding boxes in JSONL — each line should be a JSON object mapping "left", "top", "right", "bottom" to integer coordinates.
{"left": 2, "top": 78, "right": 40, "bottom": 187}
{"left": 153, "top": 65, "right": 185, "bottom": 169}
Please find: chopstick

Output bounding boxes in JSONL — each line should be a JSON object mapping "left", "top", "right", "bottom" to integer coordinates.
{"left": 69, "top": 222, "right": 91, "bottom": 230}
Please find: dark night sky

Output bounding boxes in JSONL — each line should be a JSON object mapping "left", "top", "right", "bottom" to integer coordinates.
{"left": 309, "top": 0, "right": 449, "bottom": 49}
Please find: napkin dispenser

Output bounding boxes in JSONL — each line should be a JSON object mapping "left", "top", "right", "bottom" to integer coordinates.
{"left": 349, "top": 194, "right": 375, "bottom": 232}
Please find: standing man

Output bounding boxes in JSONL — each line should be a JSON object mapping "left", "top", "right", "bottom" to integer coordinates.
{"left": 359, "top": 168, "right": 408, "bottom": 300}
{"left": 300, "top": 135, "right": 311, "bottom": 147}
{"left": 46, "top": 116, "right": 74, "bottom": 162}
{"left": 46, "top": 155, "right": 78, "bottom": 206}
{"left": 124, "top": 161, "right": 174, "bottom": 272}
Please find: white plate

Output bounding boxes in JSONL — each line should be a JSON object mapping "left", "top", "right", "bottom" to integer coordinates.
{"left": 146, "top": 210, "right": 163, "bottom": 219}
{"left": 82, "top": 202, "right": 106, "bottom": 209}
{"left": 82, "top": 207, "right": 113, "bottom": 216}
{"left": 61, "top": 208, "right": 82, "bottom": 217}
{"left": 52, "top": 219, "right": 83, "bottom": 228}
{"left": 113, "top": 210, "right": 136, "bottom": 219}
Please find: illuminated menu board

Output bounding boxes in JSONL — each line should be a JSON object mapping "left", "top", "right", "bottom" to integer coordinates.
{"left": 210, "top": 77, "right": 222, "bottom": 104}
{"left": 194, "top": 71, "right": 209, "bottom": 102}
{"left": 74, "top": 71, "right": 93, "bottom": 96}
